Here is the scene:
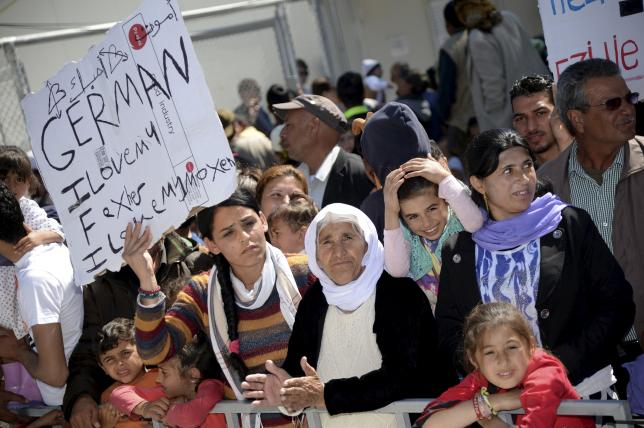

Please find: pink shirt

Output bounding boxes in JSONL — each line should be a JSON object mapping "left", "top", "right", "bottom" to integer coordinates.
{"left": 110, "top": 379, "right": 226, "bottom": 428}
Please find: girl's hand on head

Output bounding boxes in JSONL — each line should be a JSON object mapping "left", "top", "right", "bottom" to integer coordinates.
{"left": 402, "top": 157, "right": 451, "bottom": 184}
{"left": 384, "top": 168, "right": 406, "bottom": 230}
{"left": 383, "top": 168, "right": 405, "bottom": 215}
{"left": 122, "top": 223, "right": 158, "bottom": 291}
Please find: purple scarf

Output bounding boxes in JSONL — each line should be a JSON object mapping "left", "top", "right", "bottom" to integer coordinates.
{"left": 472, "top": 193, "right": 568, "bottom": 251}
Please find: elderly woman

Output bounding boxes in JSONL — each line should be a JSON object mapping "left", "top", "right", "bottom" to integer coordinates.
{"left": 435, "top": 128, "right": 634, "bottom": 399}
{"left": 243, "top": 203, "right": 455, "bottom": 427}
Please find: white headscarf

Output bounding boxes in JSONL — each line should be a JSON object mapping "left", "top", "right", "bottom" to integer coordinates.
{"left": 304, "top": 203, "right": 384, "bottom": 311}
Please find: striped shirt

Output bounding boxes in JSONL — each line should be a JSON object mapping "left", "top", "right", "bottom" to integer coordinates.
{"left": 237, "top": 287, "right": 293, "bottom": 428}
{"left": 136, "top": 254, "right": 313, "bottom": 428}
{"left": 135, "top": 254, "right": 312, "bottom": 365}
{"left": 237, "top": 286, "right": 291, "bottom": 371}
{"left": 568, "top": 142, "right": 623, "bottom": 251}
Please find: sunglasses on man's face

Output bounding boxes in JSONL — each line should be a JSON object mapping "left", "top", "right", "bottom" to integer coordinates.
{"left": 588, "top": 92, "right": 639, "bottom": 111}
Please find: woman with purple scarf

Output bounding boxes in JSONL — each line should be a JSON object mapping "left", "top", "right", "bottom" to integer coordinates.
{"left": 435, "top": 128, "right": 634, "bottom": 400}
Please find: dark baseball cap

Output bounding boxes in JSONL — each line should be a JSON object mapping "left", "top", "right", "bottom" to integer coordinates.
{"left": 272, "top": 94, "right": 348, "bottom": 134}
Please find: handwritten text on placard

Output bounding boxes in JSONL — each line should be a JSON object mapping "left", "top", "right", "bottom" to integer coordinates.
{"left": 22, "top": 0, "right": 236, "bottom": 285}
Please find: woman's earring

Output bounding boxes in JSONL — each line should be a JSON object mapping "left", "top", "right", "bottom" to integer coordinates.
{"left": 483, "top": 193, "right": 490, "bottom": 212}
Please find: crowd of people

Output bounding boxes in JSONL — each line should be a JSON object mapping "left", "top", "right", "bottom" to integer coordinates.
{"left": 1, "top": 0, "right": 643, "bottom": 427}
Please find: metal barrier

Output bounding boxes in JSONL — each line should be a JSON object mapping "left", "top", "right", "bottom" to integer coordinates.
{"left": 208, "top": 398, "right": 636, "bottom": 428}
{"left": 9, "top": 398, "right": 637, "bottom": 427}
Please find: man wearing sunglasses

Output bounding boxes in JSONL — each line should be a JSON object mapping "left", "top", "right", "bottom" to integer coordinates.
{"left": 539, "top": 58, "right": 644, "bottom": 351}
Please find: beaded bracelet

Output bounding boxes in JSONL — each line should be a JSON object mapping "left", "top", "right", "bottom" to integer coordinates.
{"left": 480, "top": 387, "right": 497, "bottom": 416}
{"left": 473, "top": 392, "right": 493, "bottom": 420}
{"left": 139, "top": 290, "right": 162, "bottom": 300}
{"left": 139, "top": 286, "right": 162, "bottom": 299}
{"left": 472, "top": 392, "right": 484, "bottom": 420}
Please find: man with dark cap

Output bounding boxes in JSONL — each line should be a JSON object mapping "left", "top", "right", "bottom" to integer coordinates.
{"left": 273, "top": 94, "right": 373, "bottom": 208}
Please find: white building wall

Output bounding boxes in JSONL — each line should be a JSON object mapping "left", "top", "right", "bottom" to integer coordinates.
{"left": 0, "top": 0, "right": 328, "bottom": 111}
{"left": 326, "top": 0, "right": 543, "bottom": 79}
{"left": 0, "top": 0, "right": 544, "bottom": 120}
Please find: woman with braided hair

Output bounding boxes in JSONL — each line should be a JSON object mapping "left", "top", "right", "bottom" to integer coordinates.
{"left": 123, "top": 189, "right": 312, "bottom": 428}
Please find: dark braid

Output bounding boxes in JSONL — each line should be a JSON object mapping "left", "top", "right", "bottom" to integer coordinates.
{"left": 214, "top": 252, "right": 250, "bottom": 378}
{"left": 213, "top": 253, "right": 238, "bottom": 341}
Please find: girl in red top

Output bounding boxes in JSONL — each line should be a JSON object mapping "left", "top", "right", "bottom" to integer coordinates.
{"left": 416, "top": 302, "right": 594, "bottom": 428}
{"left": 110, "top": 333, "right": 226, "bottom": 428}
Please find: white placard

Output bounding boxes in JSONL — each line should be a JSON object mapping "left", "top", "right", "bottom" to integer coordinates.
{"left": 21, "top": 0, "right": 236, "bottom": 286}
{"left": 538, "top": 0, "right": 643, "bottom": 93}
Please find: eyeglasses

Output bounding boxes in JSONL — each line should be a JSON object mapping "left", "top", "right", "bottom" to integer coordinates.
{"left": 588, "top": 92, "right": 639, "bottom": 111}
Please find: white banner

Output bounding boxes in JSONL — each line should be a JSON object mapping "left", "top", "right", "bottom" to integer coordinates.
{"left": 538, "top": 0, "right": 644, "bottom": 94}
{"left": 21, "top": 0, "right": 236, "bottom": 286}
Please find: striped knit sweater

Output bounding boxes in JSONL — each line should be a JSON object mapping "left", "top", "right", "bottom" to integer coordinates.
{"left": 237, "top": 286, "right": 295, "bottom": 428}
{"left": 135, "top": 253, "right": 311, "bottom": 364}
{"left": 238, "top": 286, "right": 291, "bottom": 371}
{"left": 135, "top": 253, "right": 313, "bottom": 427}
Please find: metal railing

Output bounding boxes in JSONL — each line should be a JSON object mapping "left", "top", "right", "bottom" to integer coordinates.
{"left": 0, "top": 0, "right": 293, "bottom": 47}
{"left": 207, "top": 398, "right": 636, "bottom": 428}
{"left": 11, "top": 398, "right": 638, "bottom": 427}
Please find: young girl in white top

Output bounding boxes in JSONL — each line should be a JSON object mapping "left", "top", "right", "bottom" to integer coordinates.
{"left": 0, "top": 146, "right": 64, "bottom": 338}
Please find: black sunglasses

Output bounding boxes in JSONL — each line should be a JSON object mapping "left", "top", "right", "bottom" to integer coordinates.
{"left": 588, "top": 92, "right": 639, "bottom": 111}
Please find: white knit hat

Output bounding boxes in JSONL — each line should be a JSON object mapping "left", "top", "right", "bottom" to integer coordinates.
{"left": 361, "top": 58, "right": 380, "bottom": 77}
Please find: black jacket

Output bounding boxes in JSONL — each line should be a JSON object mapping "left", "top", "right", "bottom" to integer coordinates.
{"left": 321, "top": 149, "right": 373, "bottom": 209}
{"left": 281, "top": 272, "right": 456, "bottom": 415}
{"left": 435, "top": 206, "right": 635, "bottom": 385}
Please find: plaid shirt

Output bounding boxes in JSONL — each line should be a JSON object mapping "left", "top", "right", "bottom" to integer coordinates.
{"left": 567, "top": 141, "right": 624, "bottom": 252}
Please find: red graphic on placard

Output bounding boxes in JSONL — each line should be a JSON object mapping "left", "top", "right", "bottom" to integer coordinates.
{"left": 186, "top": 161, "right": 194, "bottom": 173}
{"left": 129, "top": 24, "right": 147, "bottom": 50}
